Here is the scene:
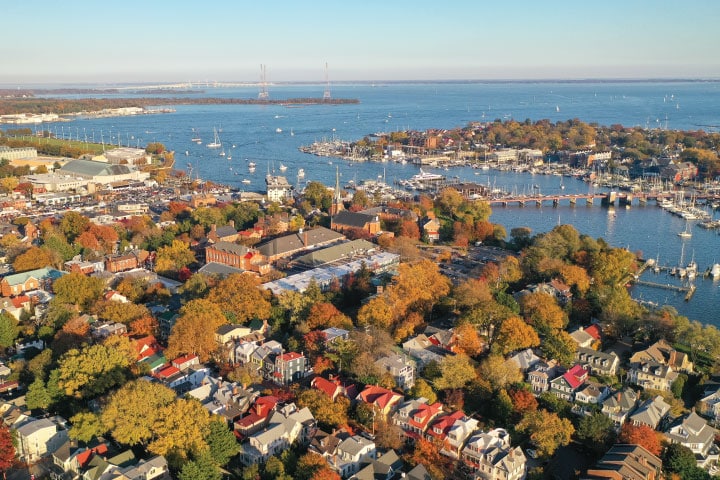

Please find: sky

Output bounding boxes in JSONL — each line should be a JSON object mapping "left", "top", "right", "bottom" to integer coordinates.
{"left": 2, "top": 0, "right": 719, "bottom": 85}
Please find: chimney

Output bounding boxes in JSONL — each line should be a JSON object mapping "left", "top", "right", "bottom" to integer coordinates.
{"left": 228, "top": 220, "right": 235, "bottom": 228}
{"left": 304, "top": 230, "right": 309, "bottom": 246}
{"left": 211, "top": 224, "right": 217, "bottom": 231}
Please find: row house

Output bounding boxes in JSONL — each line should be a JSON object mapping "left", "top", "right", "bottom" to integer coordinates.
{"left": 350, "top": 449, "right": 405, "bottom": 480}
{"left": 664, "top": 412, "right": 719, "bottom": 469}
{"left": 630, "top": 339, "right": 693, "bottom": 373}
{"left": 425, "top": 411, "right": 479, "bottom": 459}
{"left": 601, "top": 388, "right": 639, "bottom": 428}
{"left": 239, "top": 403, "right": 315, "bottom": 465}
{"left": 356, "top": 385, "right": 403, "bottom": 417}
{"left": 698, "top": 384, "right": 720, "bottom": 425}
{"left": 630, "top": 396, "right": 671, "bottom": 430}
{"left": 392, "top": 398, "right": 444, "bottom": 441}
{"left": 462, "top": 428, "right": 527, "bottom": 480}
{"left": 14, "top": 416, "right": 69, "bottom": 464}
{"left": 574, "top": 381, "right": 611, "bottom": 406}
{"left": 575, "top": 347, "right": 619, "bottom": 377}
{"left": 582, "top": 444, "right": 662, "bottom": 480}
{"left": 311, "top": 375, "right": 356, "bottom": 402}
{"left": 188, "top": 376, "right": 258, "bottom": 426}
{"left": 626, "top": 361, "right": 678, "bottom": 392}
{"left": 550, "top": 365, "right": 589, "bottom": 401}
{"left": 508, "top": 348, "right": 541, "bottom": 373}
{"left": 569, "top": 325, "right": 601, "bottom": 349}
{"left": 527, "top": 359, "right": 561, "bottom": 394}
{"left": 234, "top": 396, "right": 279, "bottom": 439}
{"left": 333, "top": 435, "right": 377, "bottom": 478}
{"left": 375, "top": 353, "right": 416, "bottom": 391}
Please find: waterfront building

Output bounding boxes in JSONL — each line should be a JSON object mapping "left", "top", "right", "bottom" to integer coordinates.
{"left": 57, "top": 159, "right": 149, "bottom": 183}
{"left": 265, "top": 174, "right": 294, "bottom": 202}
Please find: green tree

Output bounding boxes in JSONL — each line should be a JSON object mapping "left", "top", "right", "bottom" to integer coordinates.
{"left": 303, "top": 181, "right": 332, "bottom": 209}
{"left": 0, "top": 312, "right": 19, "bottom": 350}
{"left": 671, "top": 373, "right": 688, "bottom": 399}
{"left": 540, "top": 330, "right": 577, "bottom": 366}
{"left": 205, "top": 418, "right": 240, "bottom": 467}
{"left": 477, "top": 354, "right": 523, "bottom": 391}
{"left": 178, "top": 452, "right": 222, "bottom": 480}
{"left": 663, "top": 443, "right": 710, "bottom": 479}
{"left": 25, "top": 377, "right": 52, "bottom": 410}
{"left": 576, "top": 412, "right": 616, "bottom": 454}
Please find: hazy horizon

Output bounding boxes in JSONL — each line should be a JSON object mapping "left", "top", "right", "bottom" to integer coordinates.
{"left": 3, "top": 0, "right": 719, "bottom": 85}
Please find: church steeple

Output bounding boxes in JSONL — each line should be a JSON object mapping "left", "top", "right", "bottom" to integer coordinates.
{"left": 330, "top": 165, "right": 344, "bottom": 215}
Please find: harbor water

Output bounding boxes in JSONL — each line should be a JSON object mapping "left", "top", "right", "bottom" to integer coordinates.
{"left": 42, "top": 81, "right": 720, "bottom": 324}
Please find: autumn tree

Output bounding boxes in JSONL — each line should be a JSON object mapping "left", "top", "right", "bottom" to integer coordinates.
{"left": 404, "top": 437, "right": 451, "bottom": 480}
{"left": 410, "top": 379, "right": 437, "bottom": 405}
{"left": 493, "top": 315, "right": 540, "bottom": 355}
{"left": 69, "top": 412, "right": 104, "bottom": 443}
{"left": 435, "top": 353, "right": 476, "bottom": 391}
{"left": 618, "top": 423, "right": 662, "bottom": 456}
{"left": 166, "top": 299, "right": 227, "bottom": 361}
{"left": 148, "top": 398, "right": 211, "bottom": 458}
{"left": 57, "top": 340, "right": 134, "bottom": 398}
{"left": 453, "top": 322, "right": 484, "bottom": 357}
{"left": 297, "top": 389, "right": 349, "bottom": 429}
{"left": 0, "top": 423, "right": 15, "bottom": 475}
{"left": 516, "top": 409, "right": 574, "bottom": 458}
{"left": 59, "top": 211, "right": 89, "bottom": 243}
{"left": 520, "top": 291, "right": 568, "bottom": 332}
{"left": 12, "top": 246, "right": 54, "bottom": 272}
{"left": 52, "top": 272, "right": 105, "bottom": 311}
{"left": 95, "top": 300, "right": 151, "bottom": 325}
{"left": 306, "top": 302, "right": 352, "bottom": 330}
{"left": 101, "top": 380, "right": 177, "bottom": 446}
{"left": 477, "top": 354, "right": 522, "bottom": 392}
{"left": 207, "top": 273, "right": 271, "bottom": 324}
{"left": 227, "top": 363, "right": 263, "bottom": 389}
{"left": 155, "top": 239, "right": 196, "bottom": 276}
{"left": 508, "top": 387, "right": 538, "bottom": 416}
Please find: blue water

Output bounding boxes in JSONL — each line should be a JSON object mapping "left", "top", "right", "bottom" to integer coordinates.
{"left": 39, "top": 81, "right": 720, "bottom": 323}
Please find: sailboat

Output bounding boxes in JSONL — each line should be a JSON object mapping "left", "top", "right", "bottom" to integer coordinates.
{"left": 678, "top": 221, "right": 692, "bottom": 238}
{"left": 206, "top": 128, "right": 222, "bottom": 148}
{"left": 191, "top": 128, "right": 201, "bottom": 144}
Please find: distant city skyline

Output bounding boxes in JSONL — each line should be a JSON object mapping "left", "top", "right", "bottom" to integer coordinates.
{"left": 2, "top": 0, "right": 719, "bottom": 85}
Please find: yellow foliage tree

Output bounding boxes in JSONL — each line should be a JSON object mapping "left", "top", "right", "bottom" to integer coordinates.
{"left": 520, "top": 291, "right": 567, "bottom": 332}
{"left": 154, "top": 239, "right": 195, "bottom": 275}
{"left": 207, "top": 273, "right": 271, "bottom": 324}
{"left": 12, "top": 246, "right": 54, "bottom": 272}
{"left": 148, "top": 398, "right": 211, "bottom": 458}
{"left": 517, "top": 409, "right": 574, "bottom": 458}
{"left": 494, "top": 315, "right": 541, "bottom": 355}
{"left": 166, "top": 299, "right": 227, "bottom": 362}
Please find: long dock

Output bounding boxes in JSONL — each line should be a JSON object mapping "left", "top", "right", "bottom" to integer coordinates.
{"left": 634, "top": 280, "right": 690, "bottom": 293}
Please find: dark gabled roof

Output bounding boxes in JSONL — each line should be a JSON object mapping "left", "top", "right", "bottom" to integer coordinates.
{"left": 331, "top": 210, "right": 376, "bottom": 228}
{"left": 257, "top": 227, "right": 344, "bottom": 257}
{"left": 206, "top": 241, "right": 250, "bottom": 256}
{"left": 198, "top": 262, "right": 245, "bottom": 277}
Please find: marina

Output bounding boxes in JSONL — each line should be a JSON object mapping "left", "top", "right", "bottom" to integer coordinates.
{"left": 48, "top": 80, "right": 720, "bottom": 324}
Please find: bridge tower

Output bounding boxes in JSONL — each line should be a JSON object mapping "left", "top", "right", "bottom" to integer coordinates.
{"left": 258, "top": 64, "right": 269, "bottom": 100}
{"left": 323, "top": 62, "right": 331, "bottom": 100}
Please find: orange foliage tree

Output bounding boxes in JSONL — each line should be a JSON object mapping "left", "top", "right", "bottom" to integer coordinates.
{"left": 306, "top": 302, "right": 352, "bottom": 330}
{"left": 494, "top": 316, "right": 540, "bottom": 355}
{"left": 618, "top": 423, "right": 663, "bottom": 456}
